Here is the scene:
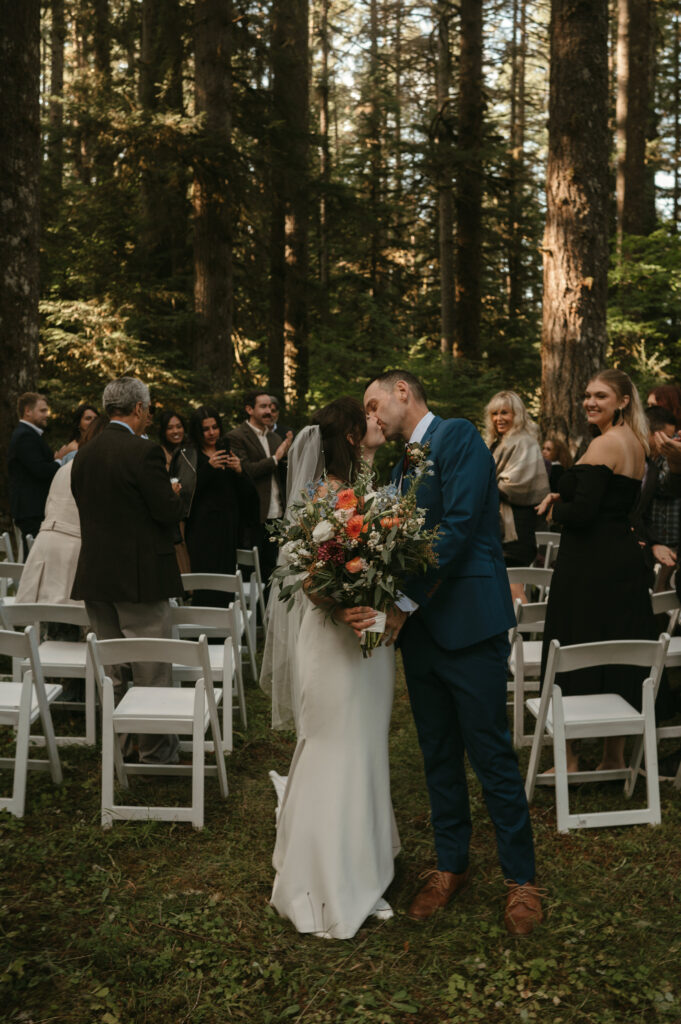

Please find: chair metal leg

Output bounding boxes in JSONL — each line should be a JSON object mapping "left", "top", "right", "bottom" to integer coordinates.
{"left": 101, "top": 679, "right": 115, "bottom": 829}
{"left": 192, "top": 682, "right": 205, "bottom": 829}
{"left": 551, "top": 686, "right": 571, "bottom": 833}
{"left": 641, "top": 680, "right": 661, "bottom": 825}
{"left": 10, "top": 677, "right": 33, "bottom": 818}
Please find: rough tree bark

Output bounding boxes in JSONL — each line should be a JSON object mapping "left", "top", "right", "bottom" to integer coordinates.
{"left": 454, "top": 0, "right": 483, "bottom": 358}
{"left": 507, "top": 0, "right": 527, "bottom": 321}
{"left": 540, "top": 0, "right": 610, "bottom": 453}
{"left": 140, "top": 0, "right": 187, "bottom": 277}
{"left": 616, "top": 0, "right": 654, "bottom": 239}
{"left": 268, "top": 0, "right": 309, "bottom": 409}
{"left": 434, "top": 0, "right": 456, "bottom": 355}
{"left": 47, "top": 0, "right": 66, "bottom": 201}
{"left": 192, "top": 0, "right": 233, "bottom": 388}
{"left": 316, "top": 0, "right": 331, "bottom": 309}
{"left": 0, "top": 0, "right": 41, "bottom": 518}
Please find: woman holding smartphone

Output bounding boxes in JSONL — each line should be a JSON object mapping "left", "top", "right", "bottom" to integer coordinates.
{"left": 185, "top": 405, "right": 259, "bottom": 605}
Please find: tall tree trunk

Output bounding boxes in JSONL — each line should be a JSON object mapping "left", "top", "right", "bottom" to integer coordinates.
{"left": 0, "top": 0, "right": 41, "bottom": 518}
{"left": 140, "top": 0, "right": 186, "bottom": 277}
{"left": 192, "top": 0, "right": 233, "bottom": 388}
{"left": 435, "top": 0, "right": 455, "bottom": 355}
{"left": 507, "top": 0, "right": 527, "bottom": 321}
{"left": 48, "top": 0, "right": 65, "bottom": 200}
{"left": 454, "top": 0, "right": 483, "bottom": 358}
{"left": 367, "top": 0, "right": 383, "bottom": 302}
{"left": 316, "top": 0, "right": 331, "bottom": 310}
{"left": 674, "top": 9, "right": 681, "bottom": 232}
{"left": 616, "top": 0, "right": 654, "bottom": 239}
{"left": 540, "top": 0, "right": 609, "bottom": 453}
{"left": 93, "top": 0, "right": 111, "bottom": 81}
{"left": 269, "top": 0, "right": 309, "bottom": 409}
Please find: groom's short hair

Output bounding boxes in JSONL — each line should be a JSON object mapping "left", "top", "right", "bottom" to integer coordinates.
{"left": 370, "top": 369, "right": 427, "bottom": 405}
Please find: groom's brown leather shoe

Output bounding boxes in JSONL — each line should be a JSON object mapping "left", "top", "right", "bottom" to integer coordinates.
{"left": 406, "top": 867, "right": 471, "bottom": 921}
{"left": 504, "top": 881, "right": 545, "bottom": 936}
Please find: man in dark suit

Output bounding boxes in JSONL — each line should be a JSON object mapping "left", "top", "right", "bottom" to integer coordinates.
{"left": 365, "top": 369, "right": 542, "bottom": 936}
{"left": 226, "top": 390, "right": 293, "bottom": 582}
{"left": 71, "top": 376, "right": 183, "bottom": 764}
{"left": 8, "top": 392, "right": 70, "bottom": 556}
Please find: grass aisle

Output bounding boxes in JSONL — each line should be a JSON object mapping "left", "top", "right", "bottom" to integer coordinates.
{"left": 1, "top": 657, "right": 680, "bottom": 1023}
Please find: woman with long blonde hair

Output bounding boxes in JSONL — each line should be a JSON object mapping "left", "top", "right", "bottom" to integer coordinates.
{"left": 485, "top": 391, "right": 549, "bottom": 602}
{"left": 537, "top": 368, "right": 656, "bottom": 773}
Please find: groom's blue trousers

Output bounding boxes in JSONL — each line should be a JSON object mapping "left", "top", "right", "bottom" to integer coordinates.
{"left": 401, "top": 617, "right": 535, "bottom": 884}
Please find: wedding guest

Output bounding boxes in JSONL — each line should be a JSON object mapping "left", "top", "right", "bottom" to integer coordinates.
{"left": 185, "top": 406, "right": 259, "bottom": 605}
{"left": 8, "top": 393, "right": 73, "bottom": 557}
{"left": 541, "top": 437, "right": 572, "bottom": 491}
{"left": 158, "top": 410, "right": 187, "bottom": 470}
{"left": 226, "top": 391, "right": 293, "bottom": 584}
{"left": 485, "top": 391, "right": 549, "bottom": 601}
{"left": 269, "top": 396, "right": 293, "bottom": 439}
{"left": 647, "top": 384, "right": 681, "bottom": 428}
{"left": 537, "top": 369, "right": 656, "bottom": 774}
{"left": 61, "top": 403, "right": 99, "bottom": 463}
{"left": 158, "top": 411, "right": 191, "bottom": 573}
{"left": 632, "top": 405, "right": 681, "bottom": 591}
{"left": 16, "top": 416, "right": 109, "bottom": 605}
{"left": 71, "top": 376, "right": 183, "bottom": 765}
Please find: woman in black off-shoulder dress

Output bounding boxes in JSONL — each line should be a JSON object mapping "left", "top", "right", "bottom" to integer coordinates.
{"left": 538, "top": 370, "right": 657, "bottom": 773}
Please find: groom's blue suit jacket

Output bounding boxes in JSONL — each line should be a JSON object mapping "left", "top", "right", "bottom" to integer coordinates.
{"left": 393, "top": 415, "right": 515, "bottom": 651}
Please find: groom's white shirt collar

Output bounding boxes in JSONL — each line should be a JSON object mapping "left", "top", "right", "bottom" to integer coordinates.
{"left": 408, "top": 410, "right": 435, "bottom": 445}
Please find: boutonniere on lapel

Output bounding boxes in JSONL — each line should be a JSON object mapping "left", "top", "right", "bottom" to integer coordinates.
{"left": 403, "top": 441, "right": 433, "bottom": 478}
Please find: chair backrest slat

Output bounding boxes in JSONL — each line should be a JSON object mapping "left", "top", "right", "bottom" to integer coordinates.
{"left": 0, "top": 600, "right": 89, "bottom": 629}
{"left": 544, "top": 636, "right": 670, "bottom": 692}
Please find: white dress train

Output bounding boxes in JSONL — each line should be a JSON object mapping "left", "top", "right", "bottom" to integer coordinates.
{"left": 270, "top": 603, "right": 400, "bottom": 939}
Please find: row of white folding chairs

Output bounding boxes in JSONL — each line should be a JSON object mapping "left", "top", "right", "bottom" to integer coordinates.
{"left": 0, "top": 623, "right": 229, "bottom": 826}
{"left": 0, "top": 595, "right": 248, "bottom": 745}
{"left": 1, "top": 529, "right": 33, "bottom": 564}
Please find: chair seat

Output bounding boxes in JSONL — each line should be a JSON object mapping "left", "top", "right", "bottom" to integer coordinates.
{"left": 36, "top": 641, "right": 87, "bottom": 671}
{"left": 526, "top": 692, "right": 643, "bottom": 736}
{"left": 112, "top": 685, "right": 223, "bottom": 732}
{"left": 0, "top": 681, "right": 63, "bottom": 724}
{"left": 509, "top": 640, "right": 543, "bottom": 674}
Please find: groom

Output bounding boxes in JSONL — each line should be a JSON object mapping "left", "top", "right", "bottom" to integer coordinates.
{"left": 364, "top": 370, "right": 543, "bottom": 936}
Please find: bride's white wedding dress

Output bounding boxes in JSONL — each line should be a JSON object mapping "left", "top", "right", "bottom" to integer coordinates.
{"left": 270, "top": 601, "right": 400, "bottom": 939}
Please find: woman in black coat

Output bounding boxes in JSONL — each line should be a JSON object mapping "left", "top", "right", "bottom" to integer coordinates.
{"left": 184, "top": 405, "right": 259, "bottom": 605}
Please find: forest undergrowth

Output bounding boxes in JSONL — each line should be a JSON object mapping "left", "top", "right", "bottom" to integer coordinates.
{"left": 1, "top": 654, "right": 680, "bottom": 1024}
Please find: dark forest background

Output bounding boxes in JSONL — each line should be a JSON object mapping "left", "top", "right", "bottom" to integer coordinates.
{"left": 1, "top": 0, "right": 681, "bottom": 511}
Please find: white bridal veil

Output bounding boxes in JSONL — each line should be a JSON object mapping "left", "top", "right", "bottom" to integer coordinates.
{"left": 259, "top": 424, "right": 325, "bottom": 732}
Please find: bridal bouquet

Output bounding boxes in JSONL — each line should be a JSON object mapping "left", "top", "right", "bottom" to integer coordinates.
{"left": 270, "top": 443, "right": 439, "bottom": 657}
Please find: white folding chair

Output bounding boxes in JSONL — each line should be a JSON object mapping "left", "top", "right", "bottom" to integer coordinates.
{"left": 181, "top": 571, "right": 257, "bottom": 681}
{"left": 12, "top": 525, "right": 25, "bottom": 564}
{"left": 525, "top": 635, "right": 669, "bottom": 832}
{"left": 0, "top": 625, "right": 63, "bottom": 817}
{"left": 1, "top": 532, "right": 15, "bottom": 562}
{"left": 535, "top": 530, "right": 561, "bottom": 569}
{"left": 236, "top": 546, "right": 268, "bottom": 640}
{"left": 508, "top": 599, "right": 547, "bottom": 748}
{"left": 0, "top": 600, "right": 95, "bottom": 746}
{"left": 87, "top": 633, "right": 228, "bottom": 829}
{"left": 507, "top": 567, "right": 553, "bottom": 602}
{"left": 650, "top": 591, "right": 681, "bottom": 789}
{"left": 169, "top": 603, "right": 241, "bottom": 741}
{"left": 0, "top": 562, "right": 23, "bottom": 607}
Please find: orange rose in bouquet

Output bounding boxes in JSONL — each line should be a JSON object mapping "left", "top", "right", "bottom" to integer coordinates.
{"left": 346, "top": 514, "right": 367, "bottom": 539}
{"left": 335, "top": 489, "right": 358, "bottom": 511}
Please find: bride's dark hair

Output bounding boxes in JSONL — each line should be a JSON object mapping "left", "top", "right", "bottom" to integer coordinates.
{"left": 312, "top": 397, "right": 367, "bottom": 482}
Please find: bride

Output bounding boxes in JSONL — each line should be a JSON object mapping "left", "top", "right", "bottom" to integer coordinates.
{"left": 266, "top": 397, "right": 400, "bottom": 939}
